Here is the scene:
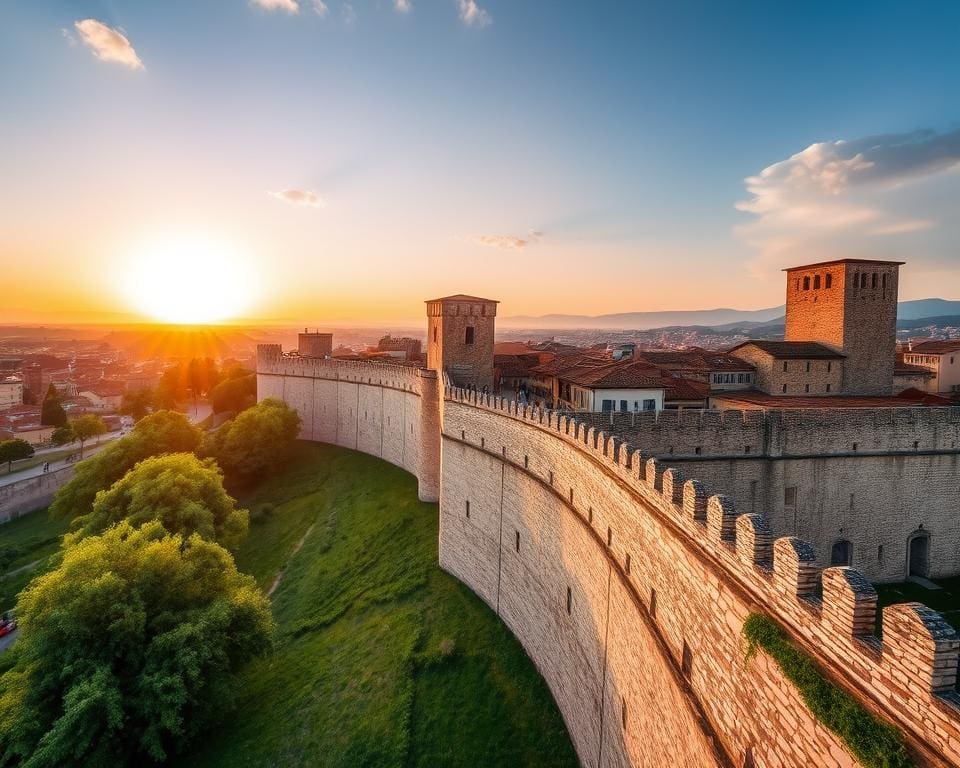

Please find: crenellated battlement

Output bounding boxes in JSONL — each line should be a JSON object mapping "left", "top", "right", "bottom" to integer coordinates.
{"left": 256, "top": 345, "right": 423, "bottom": 391}
{"left": 443, "top": 385, "right": 960, "bottom": 765}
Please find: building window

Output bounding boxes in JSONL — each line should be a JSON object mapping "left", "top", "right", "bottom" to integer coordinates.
{"left": 827, "top": 361, "right": 832, "bottom": 372}
{"left": 625, "top": 553, "right": 631, "bottom": 574}
{"left": 784, "top": 486, "right": 797, "bottom": 507}
{"left": 607, "top": 527, "right": 612, "bottom": 547}
{"left": 805, "top": 384, "right": 810, "bottom": 393}
{"left": 619, "top": 399, "right": 628, "bottom": 412}
{"left": 825, "top": 273, "right": 833, "bottom": 288}
{"left": 569, "top": 488, "right": 574, "bottom": 503}
{"left": 524, "top": 455, "right": 529, "bottom": 468}
{"left": 548, "top": 471, "right": 554, "bottom": 485}
{"left": 803, "top": 276, "right": 810, "bottom": 290}
{"left": 826, "top": 383, "right": 831, "bottom": 393}
{"left": 566, "top": 586, "right": 572, "bottom": 614}
{"left": 588, "top": 507, "right": 593, "bottom": 523}
{"left": 465, "top": 327, "right": 475, "bottom": 345}
{"left": 694, "top": 446, "right": 702, "bottom": 455}
{"left": 813, "top": 275, "right": 821, "bottom": 289}
{"left": 602, "top": 399, "right": 615, "bottom": 412}
{"left": 806, "top": 361, "right": 811, "bottom": 372}
{"left": 782, "top": 384, "right": 787, "bottom": 393}
{"left": 465, "top": 500, "right": 470, "bottom": 518}
{"left": 872, "top": 273, "right": 878, "bottom": 289}
{"left": 852, "top": 442, "right": 858, "bottom": 452}
{"left": 782, "top": 361, "right": 788, "bottom": 372}
{"left": 643, "top": 399, "right": 656, "bottom": 411}
{"left": 744, "top": 445, "right": 752, "bottom": 454}
{"left": 883, "top": 273, "right": 888, "bottom": 289}
{"left": 515, "top": 530, "right": 520, "bottom": 552}
{"left": 861, "top": 273, "right": 869, "bottom": 289}
{"left": 649, "top": 588, "right": 657, "bottom": 619}
{"left": 433, "top": 327, "right": 438, "bottom": 343}
{"left": 830, "top": 539, "right": 852, "bottom": 566}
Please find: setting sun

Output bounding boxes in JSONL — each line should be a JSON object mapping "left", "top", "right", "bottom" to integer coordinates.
{"left": 121, "top": 236, "right": 256, "bottom": 324}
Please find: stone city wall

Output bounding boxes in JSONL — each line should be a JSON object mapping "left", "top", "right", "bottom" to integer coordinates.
{"left": 558, "top": 407, "right": 960, "bottom": 581}
{"left": 0, "top": 466, "right": 75, "bottom": 523}
{"left": 441, "top": 388, "right": 960, "bottom": 768}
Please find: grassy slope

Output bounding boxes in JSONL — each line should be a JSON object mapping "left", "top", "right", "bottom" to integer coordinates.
{"left": 183, "top": 442, "right": 577, "bottom": 768}
{"left": 0, "top": 508, "right": 70, "bottom": 612}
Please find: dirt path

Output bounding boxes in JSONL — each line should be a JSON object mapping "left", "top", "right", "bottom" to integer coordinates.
{"left": 267, "top": 523, "right": 316, "bottom": 598}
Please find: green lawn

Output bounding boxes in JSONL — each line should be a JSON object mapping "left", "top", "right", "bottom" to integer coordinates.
{"left": 183, "top": 442, "right": 577, "bottom": 768}
{"left": 0, "top": 507, "right": 71, "bottom": 613}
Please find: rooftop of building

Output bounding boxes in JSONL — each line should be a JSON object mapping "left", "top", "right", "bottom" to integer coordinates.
{"left": 908, "top": 339, "right": 960, "bottom": 354}
{"left": 783, "top": 258, "right": 906, "bottom": 272}
{"left": 638, "top": 349, "right": 755, "bottom": 372}
{"left": 728, "top": 340, "right": 846, "bottom": 360}
{"left": 426, "top": 294, "right": 499, "bottom": 304}
{"left": 894, "top": 354, "right": 936, "bottom": 376}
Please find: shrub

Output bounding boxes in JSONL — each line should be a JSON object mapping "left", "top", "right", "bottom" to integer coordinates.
{"left": 743, "top": 613, "right": 911, "bottom": 768}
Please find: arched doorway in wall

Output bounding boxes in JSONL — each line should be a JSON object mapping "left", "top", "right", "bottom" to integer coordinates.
{"left": 830, "top": 539, "right": 852, "bottom": 567}
{"left": 907, "top": 531, "right": 931, "bottom": 579}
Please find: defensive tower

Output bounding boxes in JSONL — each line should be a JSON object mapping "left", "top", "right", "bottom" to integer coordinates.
{"left": 784, "top": 258, "right": 903, "bottom": 395}
{"left": 426, "top": 294, "right": 498, "bottom": 389}
{"left": 297, "top": 329, "right": 333, "bottom": 358}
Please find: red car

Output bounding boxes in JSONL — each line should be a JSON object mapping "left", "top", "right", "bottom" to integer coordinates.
{"left": 0, "top": 618, "right": 16, "bottom": 638}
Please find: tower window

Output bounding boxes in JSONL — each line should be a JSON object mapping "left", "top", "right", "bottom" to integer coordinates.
{"left": 465, "top": 500, "right": 470, "bottom": 518}
{"left": 802, "top": 276, "right": 810, "bottom": 290}
{"left": 805, "top": 384, "right": 810, "bottom": 393}
{"left": 883, "top": 273, "right": 888, "bottom": 289}
{"left": 826, "top": 383, "right": 831, "bottom": 393}
{"left": 515, "top": 530, "right": 520, "bottom": 552}
{"left": 465, "top": 327, "right": 475, "bottom": 345}
{"left": 782, "top": 384, "right": 787, "bottom": 393}
{"left": 813, "top": 275, "right": 821, "bottom": 289}
{"left": 825, "top": 273, "right": 833, "bottom": 288}
{"left": 805, "top": 361, "right": 811, "bottom": 372}
{"left": 782, "top": 361, "right": 788, "bottom": 372}
{"left": 433, "top": 327, "right": 438, "bottom": 343}
{"left": 872, "top": 273, "right": 878, "bottom": 289}
{"left": 861, "top": 273, "right": 868, "bottom": 289}
{"left": 827, "top": 362, "right": 832, "bottom": 373}
{"left": 566, "top": 586, "right": 572, "bottom": 614}
{"left": 607, "top": 527, "right": 612, "bottom": 547}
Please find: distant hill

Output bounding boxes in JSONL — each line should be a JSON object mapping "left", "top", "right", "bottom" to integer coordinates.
{"left": 501, "top": 298, "right": 960, "bottom": 331}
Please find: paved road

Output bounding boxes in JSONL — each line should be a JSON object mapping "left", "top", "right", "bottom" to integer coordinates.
{"left": 0, "top": 431, "right": 123, "bottom": 489}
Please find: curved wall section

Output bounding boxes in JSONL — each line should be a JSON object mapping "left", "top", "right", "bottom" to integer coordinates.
{"left": 257, "top": 351, "right": 429, "bottom": 495}
{"left": 440, "top": 391, "right": 960, "bottom": 768}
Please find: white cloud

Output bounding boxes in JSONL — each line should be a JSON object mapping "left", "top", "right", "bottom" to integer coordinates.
{"left": 312, "top": 0, "right": 329, "bottom": 16}
{"left": 73, "top": 19, "right": 144, "bottom": 70}
{"left": 395, "top": 0, "right": 413, "bottom": 12}
{"left": 61, "top": 28, "right": 77, "bottom": 46}
{"left": 341, "top": 3, "right": 357, "bottom": 23}
{"left": 457, "top": 0, "right": 490, "bottom": 27}
{"left": 269, "top": 189, "right": 324, "bottom": 207}
{"left": 736, "top": 129, "right": 960, "bottom": 272}
{"left": 251, "top": 0, "right": 300, "bottom": 13}
{"left": 468, "top": 230, "right": 543, "bottom": 250}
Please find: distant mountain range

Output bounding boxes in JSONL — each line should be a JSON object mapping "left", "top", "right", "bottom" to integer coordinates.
{"left": 500, "top": 299, "right": 960, "bottom": 331}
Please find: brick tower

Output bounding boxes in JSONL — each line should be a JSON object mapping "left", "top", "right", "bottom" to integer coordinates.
{"left": 297, "top": 330, "right": 333, "bottom": 358}
{"left": 426, "top": 294, "right": 498, "bottom": 389}
{"left": 783, "top": 258, "right": 903, "bottom": 395}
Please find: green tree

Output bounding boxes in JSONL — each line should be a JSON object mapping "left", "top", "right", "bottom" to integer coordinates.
{"left": 119, "top": 388, "right": 153, "bottom": 422}
{"left": 0, "top": 521, "right": 274, "bottom": 767}
{"left": 0, "top": 439, "right": 34, "bottom": 473}
{"left": 39, "top": 386, "right": 66, "bottom": 428}
{"left": 187, "top": 358, "right": 219, "bottom": 400}
{"left": 65, "top": 453, "right": 249, "bottom": 550}
{"left": 69, "top": 415, "right": 108, "bottom": 459}
{"left": 205, "top": 398, "right": 301, "bottom": 482}
{"left": 50, "top": 424, "right": 74, "bottom": 447}
{"left": 49, "top": 411, "right": 202, "bottom": 522}
{"left": 209, "top": 369, "right": 257, "bottom": 414}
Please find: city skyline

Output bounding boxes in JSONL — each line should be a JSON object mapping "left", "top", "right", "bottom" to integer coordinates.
{"left": 3, "top": 1, "right": 960, "bottom": 325}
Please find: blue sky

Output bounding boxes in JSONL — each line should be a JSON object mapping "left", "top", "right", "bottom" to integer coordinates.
{"left": 2, "top": 0, "right": 959, "bottom": 323}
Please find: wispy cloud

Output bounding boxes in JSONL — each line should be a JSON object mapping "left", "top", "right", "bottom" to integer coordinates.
{"left": 341, "top": 2, "right": 357, "bottom": 24}
{"left": 468, "top": 230, "right": 543, "bottom": 250}
{"left": 73, "top": 19, "right": 144, "bottom": 70}
{"left": 269, "top": 189, "right": 324, "bottom": 207}
{"left": 736, "top": 129, "right": 960, "bottom": 271}
{"left": 312, "top": 0, "right": 329, "bottom": 16}
{"left": 457, "top": 0, "right": 491, "bottom": 27}
{"left": 251, "top": 0, "right": 300, "bottom": 13}
{"left": 395, "top": 0, "right": 413, "bottom": 13}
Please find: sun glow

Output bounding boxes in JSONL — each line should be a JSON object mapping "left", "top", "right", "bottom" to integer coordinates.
{"left": 122, "top": 236, "right": 256, "bottom": 324}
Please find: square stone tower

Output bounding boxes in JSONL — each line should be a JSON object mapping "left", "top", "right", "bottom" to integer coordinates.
{"left": 783, "top": 258, "right": 903, "bottom": 395}
{"left": 298, "top": 330, "right": 333, "bottom": 358}
{"left": 426, "top": 294, "right": 498, "bottom": 389}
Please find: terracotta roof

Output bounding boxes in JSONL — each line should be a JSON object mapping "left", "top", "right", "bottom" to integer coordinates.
{"left": 896, "top": 388, "right": 954, "bottom": 406}
{"left": 639, "top": 350, "right": 754, "bottom": 373}
{"left": 560, "top": 360, "right": 665, "bottom": 390}
{"left": 426, "top": 294, "right": 499, "bottom": 303}
{"left": 663, "top": 377, "right": 710, "bottom": 402}
{"left": 908, "top": 340, "right": 960, "bottom": 354}
{"left": 494, "top": 341, "right": 537, "bottom": 355}
{"left": 711, "top": 390, "right": 947, "bottom": 409}
{"left": 783, "top": 259, "right": 905, "bottom": 271}
{"left": 729, "top": 340, "right": 845, "bottom": 360}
